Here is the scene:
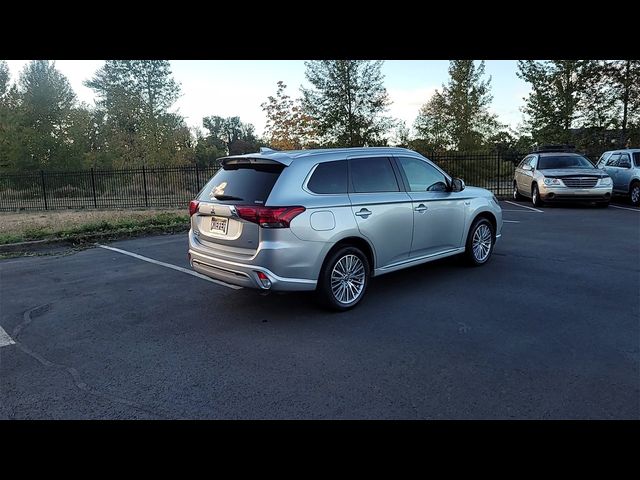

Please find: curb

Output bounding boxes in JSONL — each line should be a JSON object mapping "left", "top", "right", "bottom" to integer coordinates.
{"left": 0, "top": 224, "right": 189, "bottom": 254}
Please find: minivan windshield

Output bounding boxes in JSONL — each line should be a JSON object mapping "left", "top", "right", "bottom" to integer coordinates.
{"left": 537, "top": 155, "right": 594, "bottom": 170}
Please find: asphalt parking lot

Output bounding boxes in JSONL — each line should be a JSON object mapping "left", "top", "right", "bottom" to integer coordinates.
{"left": 1, "top": 200, "right": 638, "bottom": 419}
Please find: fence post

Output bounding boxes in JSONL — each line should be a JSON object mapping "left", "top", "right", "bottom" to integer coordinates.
{"left": 496, "top": 153, "right": 501, "bottom": 196}
{"left": 195, "top": 163, "right": 200, "bottom": 191}
{"left": 40, "top": 170, "right": 48, "bottom": 210}
{"left": 91, "top": 168, "right": 97, "bottom": 208}
{"left": 142, "top": 165, "right": 149, "bottom": 207}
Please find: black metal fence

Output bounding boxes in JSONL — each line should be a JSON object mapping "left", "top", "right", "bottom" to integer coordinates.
{"left": 0, "top": 165, "right": 220, "bottom": 212}
{"left": 0, "top": 153, "right": 527, "bottom": 212}
{"left": 429, "top": 151, "right": 524, "bottom": 198}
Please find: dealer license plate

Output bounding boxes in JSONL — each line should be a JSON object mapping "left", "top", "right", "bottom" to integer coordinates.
{"left": 210, "top": 216, "right": 228, "bottom": 235}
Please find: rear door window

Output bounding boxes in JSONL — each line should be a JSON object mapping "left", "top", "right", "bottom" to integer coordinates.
{"left": 619, "top": 153, "right": 631, "bottom": 167}
{"left": 199, "top": 163, "right": 284, "bottom": 204}
{"left": 349, "top": 157, "right": 400, "bottom": 193}
{"left": 307, "top": 161, "right": 348, "bottom": 194}
{"left": 633, "top": 152, "right": 640, "bottom": 167}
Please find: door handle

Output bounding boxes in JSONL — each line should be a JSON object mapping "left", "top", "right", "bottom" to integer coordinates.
{"left": 354, "top": 208, "right": 372, "bottom": 218}
{"left": 414, "top": 204, "right": 428, "bottom": 213}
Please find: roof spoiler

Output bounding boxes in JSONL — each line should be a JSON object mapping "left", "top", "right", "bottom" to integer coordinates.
{"left": 218, "top": 148, "right": 293, "bottom": 167}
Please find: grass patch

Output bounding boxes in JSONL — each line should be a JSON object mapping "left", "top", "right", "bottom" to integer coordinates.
{"left": 0, "top": 211, "right": 189, "bottom": 245}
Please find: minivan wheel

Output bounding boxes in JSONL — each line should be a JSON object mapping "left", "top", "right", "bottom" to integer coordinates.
{"left": 513, "top": 181, "right": 523, "bottom": 200}
{"left": 532, "top": 184, "right": 544, "bottom": 207}
{"left": 317, "top": 246, "right": 369, "bottom": 311}
{"left": 464, "top": 218, "right": 495, "bottom": 266}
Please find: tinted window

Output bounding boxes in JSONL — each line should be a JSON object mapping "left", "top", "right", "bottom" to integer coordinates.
{"left": 537, "top": 155, "right": 594, "bottom": 170}
{"left": 199, "top": 163, "right": 283, "bottom": 204}
{"left": 349, "top": 157, "right": 399, "bottom": 193}
{"left": 606, "top": 154, "right": 620, "bottom": 167}
{"left": 619, "top": 153, "right": 631, "bottom": 167}
{"left": 397, "top": 157, "right": 448, "bottom": 192}
{"left": 634, "top": 152, "right": 640, "bottom": 167}
{"left": 307, "top": 161, "right": 347, "bottom": 194}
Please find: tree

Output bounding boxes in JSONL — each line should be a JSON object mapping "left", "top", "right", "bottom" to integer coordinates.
{"left": 301, "top": 60, "right": 393, "bottom": 147}
{"left": 0, "top": 60, "right": 20, "bottom": 170}
{"left": 201, "top": 115, "right": 261, "bottom": 158}
{"left": 390, "top": 120, "right": 410, "bottom": 148}
{"left": 414, "top": 61, "right": 502, "bottom": 152}
{"left": 606, "top": 60, "right": 640, "bottom": 147}
{"left": 194, "top": 127, "right": 225, "bottom": 167}
{"left": 574, "top": 60, "right": 619, "bottom": 151}
{"left": 16, "top": 60, "right": 77, "bottom": 169}
{"left": 517, "top": 60, "right": 590, "bottom": 145}
{"left": 0, "top": 61, "right": 9, "bottom": 97}
{"left": 413, "top": 91, "right": 450, "bottom": 152}
{"left": 261, "top": 81, "right": 317, "bottom": 150}
{"left": 85, "top": 60, "right": 184, "bottom": 167}
{"left": 443, "top": 60, "right": 502, "bottom": 150}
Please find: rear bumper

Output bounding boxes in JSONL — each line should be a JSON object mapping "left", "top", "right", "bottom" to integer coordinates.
{"left": 539, "top": 185, "right": 612, "bottom": 202}
{"left": 188, "top": 230, "right": 319, "bottom": 291}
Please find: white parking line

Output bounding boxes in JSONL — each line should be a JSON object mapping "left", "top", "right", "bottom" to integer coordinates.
{"left": 610, "top": 204, "right": 639, "bottom": 212}
{"left": 503, "top": 200, "right": 544, "bottom": 213}
{"left": 501, "top": 209, "right": 538, "bottom": 213}
{"left": 503, "top": 220, "right": 520, "bottom": 223}
{"left": 0, "top": 325, "right": 16, "bottom": 348}
{"left": 97, "top": 244, "right": 242, "bottom": 290}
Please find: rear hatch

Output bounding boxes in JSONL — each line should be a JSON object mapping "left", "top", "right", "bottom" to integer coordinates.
{"left": 192, "top": 158, "right": 285, "bottom": 255}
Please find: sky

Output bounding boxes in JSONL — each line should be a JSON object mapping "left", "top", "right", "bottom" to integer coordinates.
{"left": 4, "top": 60, "right": 530, "bottom": 136}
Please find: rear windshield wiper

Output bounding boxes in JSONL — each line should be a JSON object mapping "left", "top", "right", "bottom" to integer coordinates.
{"left": 212, "top": 194, "right": 244, "bottom": 201}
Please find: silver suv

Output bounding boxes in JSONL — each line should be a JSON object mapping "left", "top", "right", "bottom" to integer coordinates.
{"left": 596, "top": 149, "right": 640, "bottom": 206}
{"left": 188, "top": 147, "right": 503, "bottom": 310}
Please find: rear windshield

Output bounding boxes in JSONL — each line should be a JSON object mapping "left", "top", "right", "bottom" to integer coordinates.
{"left": 199, "top": 163, "right": 284, "bottom": 204}
{"left": 537, "top": 155, "right": 594, "bottom": 170}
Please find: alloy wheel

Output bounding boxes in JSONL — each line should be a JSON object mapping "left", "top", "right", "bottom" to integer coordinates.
{"left": 472, "top": 224, "right": 492, "bottom": 263}
{"left": 330, "top": 254, "right": 366, "bottom": 305}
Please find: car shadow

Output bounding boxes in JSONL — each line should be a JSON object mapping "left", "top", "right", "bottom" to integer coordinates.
{"left": 224, "top": 254, "right": 466, "bottom": 321}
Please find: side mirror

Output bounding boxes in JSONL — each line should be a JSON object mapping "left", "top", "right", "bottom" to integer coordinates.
{"left": 451, "top": 178, "right": 465, "bottom": 192}
{"left": 522, "top": 164, "right": 533, "bottom": 171}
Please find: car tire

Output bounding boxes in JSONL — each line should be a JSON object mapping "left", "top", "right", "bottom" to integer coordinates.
{"left": 630, "top": 182, "right": 640, "bottom": 207}
{"left": 464, "top": 217, "right": 495, "bottom": 267}
{"left": 316, "top": 246, "right": 370, "bottom": 311}
{"left": 532, "top": 184, "right": 544, "bottom": 208}
{"left": 513, "top": 181, "right": 524, "bottom": 200}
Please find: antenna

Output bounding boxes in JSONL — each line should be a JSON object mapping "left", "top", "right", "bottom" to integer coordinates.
{"left": 260, "top": 147, "right": 276, "bottom": 153}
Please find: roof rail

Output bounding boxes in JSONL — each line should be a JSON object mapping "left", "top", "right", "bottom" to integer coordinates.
{"left": 531, "top": 144, "right": 576, "bottom": 153}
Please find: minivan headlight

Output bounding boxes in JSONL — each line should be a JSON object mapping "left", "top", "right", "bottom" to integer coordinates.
{"left": 543, "top": 177, "right": 563, "bottom": 186}
{"left": 598, "top": 177, "right": 612, "bottom": 186}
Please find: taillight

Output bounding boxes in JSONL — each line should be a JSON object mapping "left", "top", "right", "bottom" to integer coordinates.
{"left": 235, "top": 206, "right": 305, "bottom": 228}
{"left": 189, "top": 200, "right": 199, "bottom": 217}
